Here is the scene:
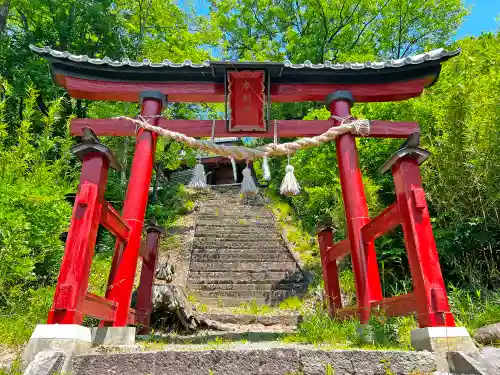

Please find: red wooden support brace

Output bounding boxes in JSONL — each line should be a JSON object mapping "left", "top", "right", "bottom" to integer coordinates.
{"left": 105, "top": 91, "right": 165, "bottom": 327}
{"left": 48, "top": 128, "right": 120, "bottom": 324}
{"left": 135, "top": 222, "right": 165, "bottom": 331}
{"left": 391, "top": 154, "right": 455, "bottom": 327}
{"left": 317, "top": 226, "right": 342, "bottom": 314}
{"left": 327, "top": 91, "right": 383, "bottom": 324}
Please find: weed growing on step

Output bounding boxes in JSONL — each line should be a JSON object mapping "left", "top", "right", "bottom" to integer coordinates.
{"left": 197, "top": 303, "right": 208, "bottom": 313}
{"left": 234, "top": 300, "right": 274, "bottom": 315}
{"left": 216, "top": 296, "right": 224, "bottom": 308}
{"left": 380, "top": 359, "right": 394, "bottom": 375}
{"left": 0, "top": 356, "right": 21, "bottom": 375}
{"left": 207, "top": 336, "right": 232, "bottom": 349}
{"left": 324, "top": 363, "right": 335, "bottom": 375}
{"left": 278, "top": 296, "right": 304, "bottom": 312}
{"left": 187, "top": 294, "right": 197, "bottom": 304}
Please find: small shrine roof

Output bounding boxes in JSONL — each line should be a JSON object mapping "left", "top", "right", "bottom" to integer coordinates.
{"left": 30, "top": 45, "right": 459, "bottom": 86}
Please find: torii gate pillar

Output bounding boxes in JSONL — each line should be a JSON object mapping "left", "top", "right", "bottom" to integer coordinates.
{"left": 327, "top": 91, "right": 383, "bottom": 324}
{"left": 105, "top": 91, "right": 165, "bottom": 326}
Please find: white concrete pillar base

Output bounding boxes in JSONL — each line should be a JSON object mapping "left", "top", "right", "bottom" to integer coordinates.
{"left": 91, "top": 326, "right": 136, "bottom": 346}
{"left": 411, "top": 326, "right": 477, "bottom": 372}
{"left": 22, "top": 324, "right": 92, "bottom": 372}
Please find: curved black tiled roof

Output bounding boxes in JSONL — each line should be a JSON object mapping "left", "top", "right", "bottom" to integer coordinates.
{"left": 30, "top": 45, "right": 460, "bottom": 86}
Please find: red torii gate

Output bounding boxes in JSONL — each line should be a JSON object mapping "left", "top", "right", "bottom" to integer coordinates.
{"left": 31, "top": 45, "right": 458, "bottom": 329}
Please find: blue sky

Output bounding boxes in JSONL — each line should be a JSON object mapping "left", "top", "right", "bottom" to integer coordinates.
{"left": 180, "top": 0, "right": 499, "bottom": 39}
{"left": 456, "top": 0, "right": 500, "bottom": 38}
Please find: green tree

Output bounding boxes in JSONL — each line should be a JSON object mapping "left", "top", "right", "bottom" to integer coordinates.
{"left": 358, "top": 33, "right": 500, "bottom": 289}
{"left": 0, "top": 80, "right": 75, "bottom": 307}
{"left": 211, "top": 0, "right": 466, "bottom": 62}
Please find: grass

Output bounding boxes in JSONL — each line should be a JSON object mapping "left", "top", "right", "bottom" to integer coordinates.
{"left": 0, "top": 357, "right": 22, "bottom": 375}
{"left": 264, "top": 191, "right": 320, "bottom": 269}
{"left": 233, "top": 297, "right": 309, "bottom": 316}
{"left": 448, "top": 286, "right": 500, "bottom": 334}
{"left": 233, "top": 300, "right": 274, "bottom": 315}
{"left": 278, "top": 296, "right": 304, "bottom": 312}
{"left": 282, "top": 307, "right": 417, "bottom": 350}
{"left": 0, "top": 248, "right": 121, "bottom": 346}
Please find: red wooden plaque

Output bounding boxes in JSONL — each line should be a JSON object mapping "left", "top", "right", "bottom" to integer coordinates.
{"left": 228, "top": 71, "right": 266, "bottom": 132}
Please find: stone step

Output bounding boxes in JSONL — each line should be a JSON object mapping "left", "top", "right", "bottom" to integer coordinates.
{"left": 192, "top": 241, "right": 284, "bottom": 248}
{"left": 188, "top": 295, "right": 268, "bottom": 306}
{"left": 196, "top": 218, "right": 275, "bottom": 225}
{"left": 198, "top": 205, "right": 270, "bottom": 210}
{"left": 187, "top": 282, "right": 307, "bottom": 292}
{"left": 191, "top": 288, "right": 302, "bottom": 300}
{"left": 190, "top": 252, "right": 292, "bottom": 262}
{"left": 189, "top": 261, "right": 296, "bottom": 272}
{"left": 195, "top": 226, "right": 278, "bottom": 233}
{"left": 199, "top": 207, "right": 268, "bottom": 211}
{"left": 194, "top": 232, "right": 282, "bottom": 241}
{"left": 72, "top": 347, "right": 438, "bottom": 375}
{"left": 187, "top": 271, "right": 304, "bottom": 284}
{"left": 204, "top": 313, "right": 301, "bottom": 326}
{"left": 196, "top": 220, "right": 276, "bottom": 228}
{"left": 200, "top": 200, "right": 266, "bottom": 207}
{"left": 197, "top": 207, "right": 270, "bottom": 212}
{"left": 192, "top": 241, "right": 285, "bottom": 250}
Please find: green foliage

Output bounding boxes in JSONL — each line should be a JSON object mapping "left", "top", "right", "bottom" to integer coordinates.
{"left": 278, "top": 296, "right": 304, "bottom": 312}
{"left": 211, "top": 0, "right": 465, "bottom": 62}
{"left": 0, "top": 286, "right": 55, "bottom": 345}
{"left": 234, "top": 300, "right": 273, "bottom": 316}
{"left": 146, "top": 183, "right": 194, "bottom": 227}
{"left": 448, "top": 286, "right": 500, "bottom": 333}
{"left": 0, "top": 82, "right": 74, "bottom": 311}
{"left": 358, "top": 33, "right": 500, "bottom": 289}
{"left": 283, "top": 308, "right": 359, "bottom": 347}
{"left": 284, "top": 306, "right": 417, "bottom": 349}
{"left": 0, "top": 0, "right": 497, "bottom": 351}
{"left": 0, "top": 356, "right": 22, "bottom": 375}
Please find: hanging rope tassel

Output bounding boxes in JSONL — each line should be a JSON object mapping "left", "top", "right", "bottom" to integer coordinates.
{"left": 230, "top": 157, "right": 238, "bottom": 183}
{"left": 188, "top": 159, "right": 208, "bottom": 190}
{"left": 280, "top": 164, "right": 300, "bottom": 197}
{"left": 240, "top": 161, "right": 258, "bottom": 197}
{"left": 262, "top": 154, "right": 271, "bottom": 181}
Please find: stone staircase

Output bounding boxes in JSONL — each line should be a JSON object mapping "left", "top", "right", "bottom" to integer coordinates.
{"left": 186, "top": 186, "right": 308, "bottom": 306}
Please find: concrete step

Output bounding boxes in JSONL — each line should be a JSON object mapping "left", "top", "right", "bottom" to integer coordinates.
{"left": 189, "top": 261, "right": 297, "bottom": 272}
{"left": 187, "top": 271, "right": 304, "bottom": 284}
